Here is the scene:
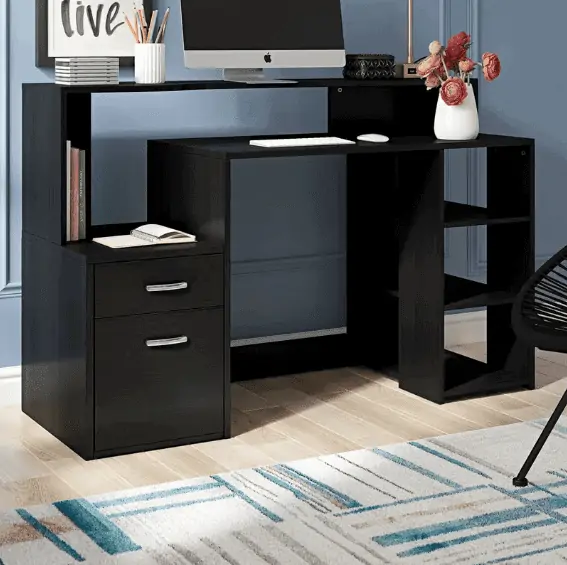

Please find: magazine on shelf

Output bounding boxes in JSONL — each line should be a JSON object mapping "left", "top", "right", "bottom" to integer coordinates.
{"left": 93, "top": 224, "right": 197, "bottom": 248}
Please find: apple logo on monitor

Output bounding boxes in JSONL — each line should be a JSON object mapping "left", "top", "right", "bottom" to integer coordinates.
{"left": 264, "top": 53, "right": 272, "bottom": 64}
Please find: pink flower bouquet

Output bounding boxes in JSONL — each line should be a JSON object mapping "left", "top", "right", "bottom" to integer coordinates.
{"left": 417, "top": 31, "right": 502, "bottom": 106}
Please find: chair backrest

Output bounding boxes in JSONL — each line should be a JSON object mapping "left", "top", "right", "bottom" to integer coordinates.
{"left": 512, "top": 244, "right": 567, "bottom": 353}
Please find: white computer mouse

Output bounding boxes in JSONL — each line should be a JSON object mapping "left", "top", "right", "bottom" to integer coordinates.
{"left": 357, "top": 133, "right": 390, "bottom": 143}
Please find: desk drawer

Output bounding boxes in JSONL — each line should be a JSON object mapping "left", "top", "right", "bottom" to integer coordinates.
{"left": 94, "top": 308, "right": 225, "bottom": 452}
{"left": 95, "top": 255, "right": 224, "bottom": 318}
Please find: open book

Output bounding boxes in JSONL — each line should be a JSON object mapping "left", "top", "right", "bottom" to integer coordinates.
{"left": 93, "top": 224, "right": 197, "bottom": 249}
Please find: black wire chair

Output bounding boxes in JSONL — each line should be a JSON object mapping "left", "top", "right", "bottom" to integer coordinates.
{"left": 512, "top": 245, "right": 567, "bottom": 487}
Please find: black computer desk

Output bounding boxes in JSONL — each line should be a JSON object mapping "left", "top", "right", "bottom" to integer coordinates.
{"left": 22, "top": 79, "right": 535, "bottom": 459}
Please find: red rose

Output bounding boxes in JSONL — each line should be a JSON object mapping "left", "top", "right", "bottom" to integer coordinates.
{"left": 458, "top": 58, "right": 475, "bottom": 73}
{"left": 417, "top": 54, "right": 443, "bottom": 78}
{"left": 482, "top": 52, "right": 501, "bottom": 81}
{"left": 440, "top": 77, "right": 468, "bottom": 106}
{"left": 444, "top": 31, "right": 471, "bottom": 66}
{"left": 450, "top": 31, "right": 471, "bottom": 46}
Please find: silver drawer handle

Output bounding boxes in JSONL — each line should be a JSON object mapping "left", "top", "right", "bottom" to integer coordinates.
{"left": 146, "top": 282, "right": 188, "bottom": 293}
{"left": 146, "top": 336, "right": 188, "bottom": 348}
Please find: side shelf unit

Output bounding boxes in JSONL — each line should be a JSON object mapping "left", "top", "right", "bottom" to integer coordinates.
{"left": 341, "top": 144, "right": 535, "bottom": 403}
{"left": 326, "top": 85, "right": 534, "bottom": 402}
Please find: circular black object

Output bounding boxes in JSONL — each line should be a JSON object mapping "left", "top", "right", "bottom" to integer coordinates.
{"left": 343, "top": 54, "right": 396, "bottom": 80}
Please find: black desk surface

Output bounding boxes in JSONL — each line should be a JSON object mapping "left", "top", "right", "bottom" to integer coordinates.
{"left": 154, "top": 133, "right": 535, "bottom": 160}
{"left": 24, "top": 78, "right": 434, "bottom": 94}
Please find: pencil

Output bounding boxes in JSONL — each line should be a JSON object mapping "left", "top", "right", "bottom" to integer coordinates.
{"left": 147, "top": 10, "right": 158, "bottom": 43}
{"left": 135, "top": 11, "right": 144, "bottom": 43}
{"left": 133, "top": 2, "right": 142, "bottom": 43}
{"left": 140, "top": 6, "right": 149, "bottom": 42}
{"left": 138, "top": 9, "right": 147, "bottom": 42}
{"left": 155, "top": 8, "right": 170, "bottom": 43}
{"left": 124, "top": 13, "right": 139, "bottom": 42}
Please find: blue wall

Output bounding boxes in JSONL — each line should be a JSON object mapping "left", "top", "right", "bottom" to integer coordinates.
{"left": 1, "top": 0, "right": 563, "bottom": 366}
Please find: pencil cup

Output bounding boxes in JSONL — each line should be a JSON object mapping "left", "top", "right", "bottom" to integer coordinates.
{"left": 135, "top": 43, "right": 166, "bottom": 84}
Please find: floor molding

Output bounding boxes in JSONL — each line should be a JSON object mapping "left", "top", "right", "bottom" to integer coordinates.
{"left": 444, "top": 310, "right": 486, "bottom": 348}
{"left": 231, "top": 327, "right": 346, "bottom": 347}
{"left": 0, "top": 312, "right": 485, "bottom": 405}
{"left": 2, "top": 312, "right": 562, "bottom": 407}
{"left": 442, "top": 311, "right": 567, "bottom": 365}
{"left": 0, "top": 365, "right": 19, "bottom": 379}
{"left": 538, "top": 349, "right": 567, "bottom": 366}
{"left": 232, "top": 311, "right": 486, "bottom": 349}
{"left": 0, "top": 365, "right": 20, "bottom": 407}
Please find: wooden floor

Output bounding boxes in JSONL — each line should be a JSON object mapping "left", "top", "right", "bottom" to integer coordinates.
{"left": 1, "top": 342, "right": 566, "bottom": 511}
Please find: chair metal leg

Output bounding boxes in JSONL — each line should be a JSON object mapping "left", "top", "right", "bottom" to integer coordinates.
{"left": 513, "top": 388, "right": 567, "bottom": 487}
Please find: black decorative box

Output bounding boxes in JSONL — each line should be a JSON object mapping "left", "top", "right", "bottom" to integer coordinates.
{"left": 343, "top": 54, "right": 396, "bottom": 80}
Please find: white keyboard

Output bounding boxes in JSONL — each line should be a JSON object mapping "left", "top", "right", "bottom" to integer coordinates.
{"left": 249, "top": 137, "right": 355, "bottom": 148}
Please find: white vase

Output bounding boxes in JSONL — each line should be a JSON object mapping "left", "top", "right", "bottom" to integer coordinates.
{"left": 434, "top": 84, "right": 479, "bottom": 141}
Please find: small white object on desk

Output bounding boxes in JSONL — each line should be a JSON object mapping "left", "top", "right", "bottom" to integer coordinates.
{"left": 135, "top": 43, "right": 166, "bottom": 84}
{"left": 357, "top": 133, "right": 390, "bottom": 143}
{"left": 125, "top": 6, "right": 170, "bottom": 84}
{"left": 93, "top": 224, "right": 196, "bottom": 249}
{"left": 250, "top": 137, "right": 355, "bottom": 148}
{"left": 55, "top": 57, "right": 119, "bottom": 86}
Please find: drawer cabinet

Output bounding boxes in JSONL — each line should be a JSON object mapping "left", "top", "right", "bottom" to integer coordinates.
{"left": 95, "top": 254, "right": 224, "bottom": 318}
{"left": 22, "top": 232, "right": 229, "bottom": 460}
{"left": 94, "top": 308, "right": 225, "bottom": 453}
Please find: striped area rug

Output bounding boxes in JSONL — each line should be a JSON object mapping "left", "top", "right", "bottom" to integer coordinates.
{"left": 2, "top": 418, "right": 567, "bottom": 564}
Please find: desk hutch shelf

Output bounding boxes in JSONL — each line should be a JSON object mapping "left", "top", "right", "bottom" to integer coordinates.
{"left": 22, "top": 80, "right": 535, "bottom": 460}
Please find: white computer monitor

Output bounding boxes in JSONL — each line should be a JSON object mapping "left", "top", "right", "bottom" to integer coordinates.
{"left": 180, "top": 0, "right": 346, "bottom": 83}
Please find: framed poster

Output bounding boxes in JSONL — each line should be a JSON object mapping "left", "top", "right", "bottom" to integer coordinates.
{"left": 36, "top": 0, "right": 152, "bottom": 67}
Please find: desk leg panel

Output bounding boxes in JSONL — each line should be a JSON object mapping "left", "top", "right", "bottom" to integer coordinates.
{"left": 147, "top": 147, "right": 232, "bottom": 436}
{"left": 346, "top": 153, "right": 399, "bottom": 369}
{"left": 398, "top": 150, "right": 445, "bottom": 403}
{"left": 487, "top": 145, "right": 535, "bottom": 389}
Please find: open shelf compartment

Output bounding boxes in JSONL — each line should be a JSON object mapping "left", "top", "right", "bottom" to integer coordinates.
{"left": 388, "top": 273, "right": 517, "bottom": 311}
{"left": 444, "top": 201, "right": 530, "bottom": 228}
{"left": 443, "top": 349, "right": 525, "bottom": 401}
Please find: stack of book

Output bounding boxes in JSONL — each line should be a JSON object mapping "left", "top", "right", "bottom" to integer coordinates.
{"left": 65, "top": 141, "right": 87, "bottom": 242}
{"left": 55, "top": 58, "right": 119, "bottom": 86}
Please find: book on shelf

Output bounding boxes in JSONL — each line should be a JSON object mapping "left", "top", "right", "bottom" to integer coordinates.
{"left": 70, "top": 148, "right": 79, "bottom": 240}
{"left": 55, "top": 57, "right": 119, "bottom": 85}
{"left": 78, "top": 151, "right": 86, "bottom": 240}
{"left": 65, "top": 142, "right": 86, "bottom": 242}
{"left": 93, "top": 225, "right": 197, "bottom": 249}
{"left": 56, "top": 78, "right": 119, "bottom": 85}
{"left": 55, "top": 70, "right": 120, "bottom": 76}
{"left": 56, "top": 62, "right": 120, "bottom": 68}
{"left": 56, "top": 57, "right": 120, "bottom": 62}
{"left": 55, "top": 72, "right": 120, "bottom": 77}
{"left": 66, "top": 141, "right": 71, "bottom": 241}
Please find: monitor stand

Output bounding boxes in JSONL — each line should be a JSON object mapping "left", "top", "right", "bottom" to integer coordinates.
{"left": 222, "top": 69, "right": 297, "bottom": 85}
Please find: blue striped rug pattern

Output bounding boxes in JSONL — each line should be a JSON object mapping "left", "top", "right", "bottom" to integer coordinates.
{"left": 1, "top": 419, "right": 567, "bottom": 563}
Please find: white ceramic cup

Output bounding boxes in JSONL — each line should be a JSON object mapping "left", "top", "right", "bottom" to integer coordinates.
{"left": 135, "top": 43, "right": 166, "bottom": 84}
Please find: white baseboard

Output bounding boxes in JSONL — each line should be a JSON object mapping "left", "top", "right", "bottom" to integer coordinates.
{"left": 231, "top": 327, "right": 347, "bottom": 347}
{"left": 442, "top": 311, "right": 567, "bottom": 365}
{"left": 537, "top": 350, "right": 567, "bottom": 366}
{"left": 2, "top": 312, "right": 562, "bottom": 407}
{"left": 0, "top": 313, "right": 483, "bottom": 408}
{"left": 444, "top": 310, "right": 486, "bottom": 348}
{"left": 232, "top": 312, "right": 486, "bottom": 349}
{"left": 0, "top": 365, "right": 21, "bottom": 407}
